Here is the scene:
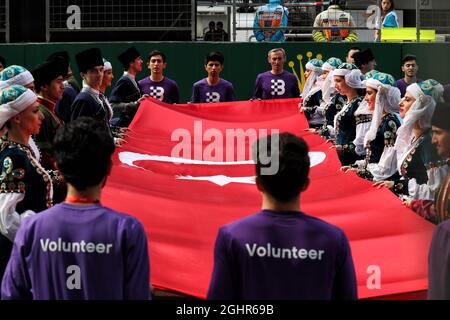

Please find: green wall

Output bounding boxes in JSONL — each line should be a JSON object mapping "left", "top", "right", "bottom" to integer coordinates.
{"left": 0, "top": 42, "right": 448, "bottom": 102}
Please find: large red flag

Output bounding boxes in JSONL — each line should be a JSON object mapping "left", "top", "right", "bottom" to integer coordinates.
{"left": 103, "top": 98, "right": 434, "bottom": 299}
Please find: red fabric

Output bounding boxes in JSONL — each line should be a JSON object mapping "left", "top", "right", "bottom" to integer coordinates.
{"left": 103, "top": 97, "right": 434, "bottom": 299}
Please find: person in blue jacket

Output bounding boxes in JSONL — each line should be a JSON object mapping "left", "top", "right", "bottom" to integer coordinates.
{"left": 381, "top": 0, "right": 398, "bottom": 28}
{"left": 253, "top": 0, "right": 288, "bottom": 42}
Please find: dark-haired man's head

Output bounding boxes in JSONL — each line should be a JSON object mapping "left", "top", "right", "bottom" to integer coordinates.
{"left": 401, "top": 55, "right": 418, "bottom": 79}
{"left": 204, "top": 52, "right": 224, "bottom": 79}
{"left": 253, "top": 132, "right": 310, "bottom": 204}
{"left": 208, "top": 21, "right": 215, "bottom": 31}
{"left": 205, "top": 51, "right": 224, "bottom": 66}
{"left": 346, "top": 47, "right": 361, "bottom": 64}
{"left": 46, "top": 51, "right": 72, "bottom": 80}
{"left": 147, "top": 50, "right": 167, "bottom": 78}
{"left": 353, "top": 48, "right": 377, "bottom": 74}
{"left": 53, "top": 117, "right": 115, "bottom": 192}
{"left": 431, "top": 102, "right": 450, "bottom": 159}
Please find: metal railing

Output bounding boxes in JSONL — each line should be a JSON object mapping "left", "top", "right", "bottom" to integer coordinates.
{"left": 0, "top": 0, "right": 448, "bottom": 42}
{"left": 0, "top": 0, "right": 8, "bottom": 43}
{"left": 45, "top": 0, "right": 196, "bottom": 42}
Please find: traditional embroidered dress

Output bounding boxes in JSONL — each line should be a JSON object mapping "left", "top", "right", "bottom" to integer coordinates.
{"left": 0, "top": 141, "right": 52, "bottom": 283}
{"left": 334, "top": 96, "right": 364, "bottom": 165}
{"left": 319, "top": 93, "right": 346, "bottom": 139}
{"left": 393, "top": 130, "right": 448, "bottom": 200}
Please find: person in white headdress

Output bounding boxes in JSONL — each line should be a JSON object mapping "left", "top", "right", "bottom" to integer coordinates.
{"left": 373, "top": 79, "right": 448, "bottom": 202}
{"left": 314, "top": 58, "right": 346, "bottom": 139}
{"left": 0, "top": 85, "right": 51, "bottom": 285}
{"left": 300, "top": 58, "right": 324, "bottom": 128}
{"left": 0, "top": 65, "right": 40, "bottom": 161}
{"left": 331, "top": 63, "right": 366, "bottom": 165}
{"left": 341, "top": 72, "right": 401, "bottom": 179}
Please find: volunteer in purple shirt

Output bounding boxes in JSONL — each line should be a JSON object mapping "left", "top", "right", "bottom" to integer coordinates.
{"left": 190, "top": 51, "right": 236, "bottom": 103}
{"left": 252, "top": 48, "right": 300, "bottom": 100}
{"left": 1, "top": 117, "right": 150, "bottom": 300}
{"left": 207, "top": 132, "right": 357, "bottom": 300}
{"left": 138, "top": 50, "right": 180, "bottom": 104}
{"left": 396, "top": 55, "right": 422, "bottom": 98}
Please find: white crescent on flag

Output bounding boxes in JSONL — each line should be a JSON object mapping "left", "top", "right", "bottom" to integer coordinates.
{"left": 118, "top": 151, "right": 326, "bottom": 186}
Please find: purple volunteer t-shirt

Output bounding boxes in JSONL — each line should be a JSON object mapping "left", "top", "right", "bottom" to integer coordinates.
{"left": 190, "top": 78, "right": 236, "bottom": 103}
{"left": 138, "top": 76, "right": 180, "bottom": 103}
{"left": 1, "top": 203, "right": 150, "bottom": 300}
{"left": 207, "top": 209, "right": 357, "bottom": 300}
{"left": 396, "top": 78, "right": 423, "bottom": 98}
{"left": 253, "top": 70, "right": 300, "bottom": 100}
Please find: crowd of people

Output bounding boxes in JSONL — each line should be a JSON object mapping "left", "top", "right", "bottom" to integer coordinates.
{"left": 0, "top": 44, "right": 449, "bottom": 300}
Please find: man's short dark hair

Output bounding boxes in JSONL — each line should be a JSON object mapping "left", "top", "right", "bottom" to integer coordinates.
{"left": 401, "top": 54, "right": 417, "bottom": 66}
{"left": 147, "top": 50, "right": 166, "bottom": 63}
{"left": 254, "top": 132, "right": 310, "bottom": 203}
{"left": 205, "top": 51, "right": 224, "bottom": 65}
{"left": 53, "top": 117, "right": 115, "bottom": 191}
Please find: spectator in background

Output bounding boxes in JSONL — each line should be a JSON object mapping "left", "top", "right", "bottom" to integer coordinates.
{"left": 253, "top": 0, "right": 288, "bottom": 42}
{"left": 204, "top": 21, "right": 216, "bottom": 41}
{"left": 207, "top": 133, "right": 357, "bottom": 300}
{"left": 0, "top": 56, "right": 6, "bottom": 72}
{"left": 381, "top": 0, "right": 398, "bottom": 28}
{"left": 312, "top": 0, "right": 358, "bottom": 42}
{"left": 216, "top": 21, "right": 229, "bottom": 41}
{"left": 138, "top": 50, "right": 180, "bottom": 104}
{"left": 353, "top": 48, "right": 377, "bottom": 75}
{"left": 396, "top": 55, "right": 422, "bottom": 98}
{"left": 345, "top": 47, "right": 361, "bottom": 64}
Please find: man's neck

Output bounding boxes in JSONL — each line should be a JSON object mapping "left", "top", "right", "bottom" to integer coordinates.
{"left": 261, "top": 194, "right": 300, "bottom": 212}
{"left": 207, "top": 76, "right": 220, "bottom": 86}
{"left": 271, "top": 69, "right": 283, "bottom": 75}
{"left": 66, "top": 184, "right": 102, "bottom": 206}
{"left": 404, "top": 75, "right": 417, "bottom": 84}
{"left": 39, "top": 93, "right": 57, "bottom": 104}
{"left": 99, "top": 85, "right": 106, "bottom": 94}
{"left": 126, "top": 69, "right": 137, "bottom": 78}
{"left": 150, "top": 73, "right": 164, "bottom": 82}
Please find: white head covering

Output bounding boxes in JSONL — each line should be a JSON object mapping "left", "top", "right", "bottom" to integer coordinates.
{"left": 394, "top": 80, "right": 440, "bottom": 169}
{"left": 301, "top": 59, "right": 323, "bottom": 99}
{"left": 0, "top": 85, "right": 38, "bottom": 134}
{"left": 332, "top": 63, "right": 365, "bottom": 90}
{"left": 321, "top": 57, "right": 342, "bottom": 104}
{"left": 103, "top": 58, "right": 112, "bottom": 71}
{"left": 363, "top": 73, "right": 401, "bottom": 146}
{"left": 0, "top": 65, "right": 34, "bottom": 89}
